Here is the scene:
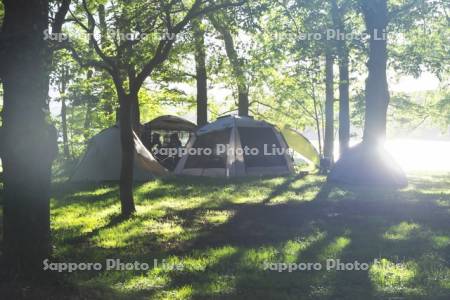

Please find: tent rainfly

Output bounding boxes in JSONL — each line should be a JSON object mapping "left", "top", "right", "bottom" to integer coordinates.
{"left": 175, "top": 115, "right": 295, "bottom": 177}
{"left": 70, "top": 125, "right": 168, "bottom": 182}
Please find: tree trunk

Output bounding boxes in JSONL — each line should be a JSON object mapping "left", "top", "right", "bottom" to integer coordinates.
{"left": 59, "top": 67, "right": 70, "bottom": 159}
{"left": 362, "top": 0, "right": 389, "bottom": 144}
{"left": 98, "top": 4, "right": 108, "bottom": 45}
{"left": 338, "top": 48, "right": 350, "bottom": 155}
{"left": 118, "top": 93, "right": 136, "bottom": 217}
{"left": 323, "top": 52, "right": 335, "bottom": 166}
{"left": 83, "top": 68, "right": 94, "bottom": 140}
{"left": 210, "top": 16, "right": 249, "bottom": 116}
{"left": 193, "top": 19, "right": 208, "bottom": 126}
{"left": 131, "top": 93, "right": 141, "bottom": 133}
{"left": 237, "top": 91, "right": 249, "bottom": 117}
{"left": 61, "top": 96, "right": 70, "bottom": 159}
{"left": 83, "top": 101, "right": 93, "bottom": 140}
{"left": 0, "top": 0, "right": 57, "bottom": 276}
{"left": 312, "top": 92, "right": 323, "bottom": 157}
{"left": 98, "top": 4, "right": 117, "bottom": 122}
{"left": 328, "top": 0, "right": 407, "bottom": 188}
{"left": 331, "top": 0, "right": 350, "bottom": 156}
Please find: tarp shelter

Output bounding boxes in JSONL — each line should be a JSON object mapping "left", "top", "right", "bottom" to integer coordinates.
{"left": 70, "top": 125, "right": 168, "bottom": 182}
{"left": 141, "top": 115, "right": 196, "bottom": 150}
{"left": 143, "top": 115, "right": 197, "bottom": 132}
{"left": 141, "top": 115, "right": 197, "bottom": 171}
{"left": 175, "top": 115, "right": 295, "bottom": 177}
{"left": 278, "top": 124, "right": 320, "bottom": 167}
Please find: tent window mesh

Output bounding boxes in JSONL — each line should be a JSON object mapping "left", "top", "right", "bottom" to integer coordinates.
{"left": 238, "top": 127, "right": 287, "bottom": 168}
{"left": 185, "top": 129, "right": 231, "bottom": 169}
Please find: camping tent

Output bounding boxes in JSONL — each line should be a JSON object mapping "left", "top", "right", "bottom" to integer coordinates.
{"left": 141, "top": 115, "right": 196, "bottom": 150}
{"left": 141, "top": 115, "right": 197, "bottom": 171}
{"left": 70, "top": 125, "right": 168, "bottom": 182}
{"left": 143, "top": 115, "right": 197, "bottom": 131}
{"left": 175, "top": 115, "right": 295, "bottom": 177}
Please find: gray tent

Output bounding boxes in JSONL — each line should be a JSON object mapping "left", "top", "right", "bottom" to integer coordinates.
{"left": 70, "top": 125, "right": 168, "bottom": 182}
{"left": 175, "top": 115, "right": 294, "bottom": 177}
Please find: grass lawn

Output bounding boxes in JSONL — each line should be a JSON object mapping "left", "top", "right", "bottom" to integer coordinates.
{"left": 2, "top": 172, "right": 450, "bottom": 299}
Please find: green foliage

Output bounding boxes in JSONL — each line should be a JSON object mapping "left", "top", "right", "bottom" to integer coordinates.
{"left": 0, "top": 2, "right": 4, "bottom": 23}
{"left": 138, "top": 89, "right": 165, "bottom": 122}
{"left": 50, "top": 49, "right": 118, "bottom": 159}
{"left": 390, "top": 3, "right": 450, "bottom": 79}
{"left": 389, "top": 89, "right": 450, "bottom": 135}
{"left": 45, "top": 0, "right": 449, "bottom": 165}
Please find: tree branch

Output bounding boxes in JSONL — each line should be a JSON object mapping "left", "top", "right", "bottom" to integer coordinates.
{"left": 52, "top": 0, "right": 71, "bottom": 34}
{"left": 132, "top": 0, "right": 246, "bottom": 93}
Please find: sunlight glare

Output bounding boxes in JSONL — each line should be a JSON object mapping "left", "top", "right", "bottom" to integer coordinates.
{"left": 385, "top": 139, "right": 450, "bottom": 173}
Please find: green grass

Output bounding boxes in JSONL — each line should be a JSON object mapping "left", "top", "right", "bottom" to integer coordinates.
{"left": 2, "top": 172, "right": 450, "bottom": 299}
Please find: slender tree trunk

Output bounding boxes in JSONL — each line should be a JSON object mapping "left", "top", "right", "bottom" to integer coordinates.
{"left": 83, "top": 68, "right": 94, "bottom": 140}
{"left": 323, "top": 52, "right": 335, "bottom": 165}
{"left": 338, "top": 48, "right": 350, "bottom": 155}
{"left": 98, "top": 4, "right": 107, "bottom": 45}
{"left": 0, "top": 0, "right": 57, "bottom": 276}
{"left": 60, "top": 68, "right": 70, "bottom": 159}
{"left": 331, "top": 0, "right": 350, "bottom": 156}
{"left": 98, "top": 4, "right": 116, "bottom": 120}
{"left": 193, "top": 19, "right": 208, "bottom": 126}
{"left": 312, "top": 90, "right": 323, "bottom": 157}
{"left": 83, "top": 101, "right": 93, "bottom": 140}
{"left": 210, "top": 16, "right": 249, "bottom": 116}
{"left": 61, "top": 96, "right": 70, "bottom": 159}
{"left": 118, "top": 93, "right": 136, "bottom": 217}
{"left": 362, "top": 0, "right": 389, "bottom": 144}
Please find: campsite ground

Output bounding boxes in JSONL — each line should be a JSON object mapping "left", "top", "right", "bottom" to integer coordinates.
{"left": 1, "top": 172, "right": 450, "bottom": 299}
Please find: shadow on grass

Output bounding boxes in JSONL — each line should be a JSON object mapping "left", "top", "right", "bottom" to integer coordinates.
{"left": 63, "top": 213, "right": 130, "bottom": 245}
{"left": 152, "top": 175, "right": 450, "bottom": 299}
{"left": 3, "top": 173, "right": 450, "bottom": 299}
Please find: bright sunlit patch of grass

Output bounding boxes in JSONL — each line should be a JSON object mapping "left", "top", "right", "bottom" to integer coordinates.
{"left": 151, "top": 285, "right": 193, "bottom": 300}
{"left": 369, "top": 258, "right": 419, "bottom": 295}
{"left": 383, "top": 222, "right": 423, "bottom": 240}
{"left": 431, "top": 235, "right": 450, "bottom": 249}
{"left": 318, "top": 236, "right": 351, "bottom": 260}
{"left": 118, "top": 271, "right": 171, "bottom": 293}
{"left": 200, "top": 209, "right": 235, "bottom": 225}
{"left": 282, "top": 232, "right": 326, "bottom": 262}
{"left": 178, "top": 246, "right": 239, "bottom": 273}
{"left": 92, "top": 218, "right": 157, "bottom": 248}
{"left": 240, "top": 246, "right": 278, "bottom": 269}
{"left": 73, "top": 186, "right": 118, "bottom": 197}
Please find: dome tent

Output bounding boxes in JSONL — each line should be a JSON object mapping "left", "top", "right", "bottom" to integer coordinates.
{"left": 70, "top": 125, "right": 168, "bottom": 182}
{"left": 175, "top": 115, "right": 295, "bottom": 177}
